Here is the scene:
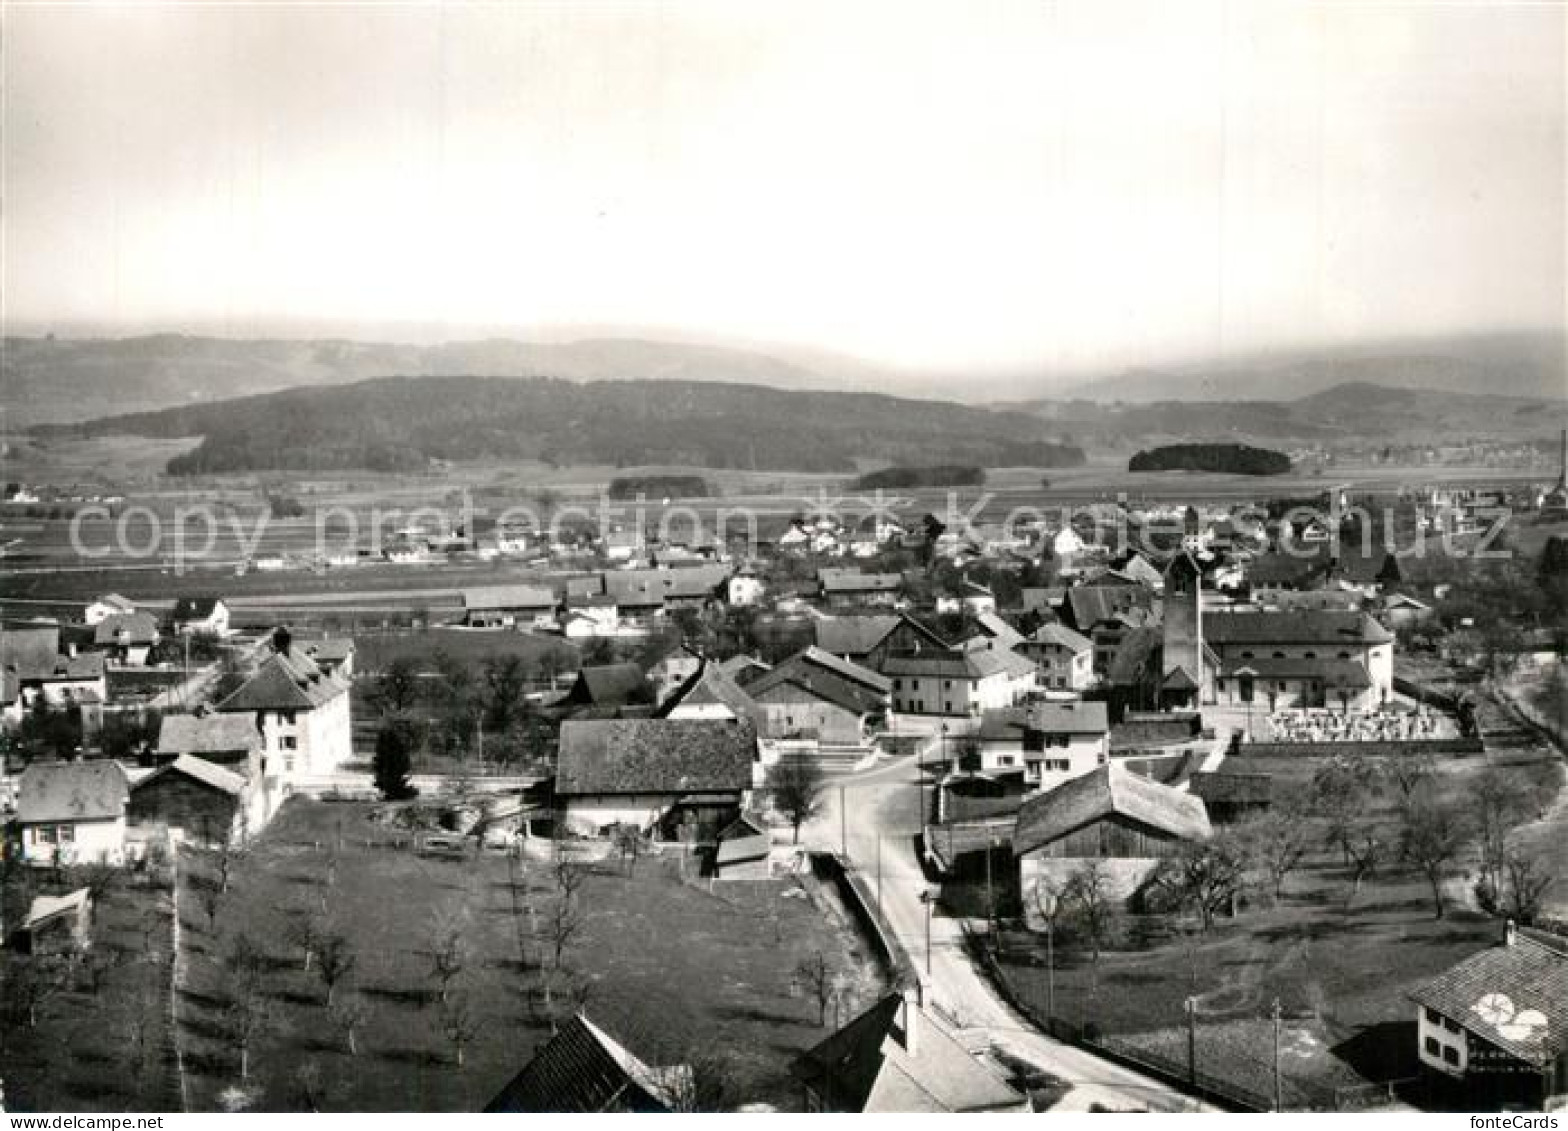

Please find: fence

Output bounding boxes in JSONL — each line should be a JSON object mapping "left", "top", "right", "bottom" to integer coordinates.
{"left": 813, "top": 852, "right": 918, "bottom": 988}
{"left": 1233, "top": 738, "right": 1484, "bottom": 759}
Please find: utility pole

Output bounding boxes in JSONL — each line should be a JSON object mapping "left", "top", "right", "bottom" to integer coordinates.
{"left": 875, "top": 833, "right": 882, "bottom": 910}
{"left": 1272, "top": 997, "right": 1283, "bottom": 1112}
{"left": 984, "top": 835, "right": 996, "bottom": 953}
{"left": 1186, "top": 996, "right": 1198, "bottom": 1088}
{"left": 839, "top": 784, "right": 847, "bottom": 857}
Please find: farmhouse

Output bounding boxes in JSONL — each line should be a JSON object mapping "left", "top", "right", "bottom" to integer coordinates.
{"left": 14, "top": 760, "right": 130, "bottom": 865}
{"left": 654, "top": 659, "right": 762, "bottom": 725}
{"left": 1013, "top": 763, "right": 1211, "bottom": 921}
{"left": 975, "top": 700, "right": 1110, "bottom": 792}
{"left": 743, "top": 647, "right": 891, "bottom": 746}
{"left": 819, "top": 569, "right": 904, "bottom": 609}
{"left": 216, "top": 644, "right": 353, "bottom": 779}
{"left": 560, "top": 594, "right": 620, "bottom": 638}
{"left": 303, "top": 638, "right": 356, "bottom": 678}
{"left": 814, "top": 614, "right": 948, "bottom": 670}
{"left": 128, "top": 754, "right": 261, "bottom": 844}
{"left": 486, "top": 1012, "right": 686, "bottom": 1112}
{"left": 1409, "top": 923, "right": 1568, "bottom": 1109}
{"left": 154, "top": 712, "right": 263, "bottom": 769}
{"left": 461, "top": 584, "right": 557, "bottom": 629}
{"left": 170, "top": 596, "right": 230, "bottom": 637}
{"left": 92, "top": 611, "right": 160, "bottom": 665}
{"left": 0, "top": 626, "right": 107, "bottom": 724}
{"left": 561, "top": 663, "right": 652, "bottom": 711}
{"left": 793, "top": 988, "right": 1025, "bottom": 1112}
{"left": 553, "top": 717, "right": 758, "bottom": 838}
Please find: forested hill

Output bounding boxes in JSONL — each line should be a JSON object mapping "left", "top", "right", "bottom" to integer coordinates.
{"left": 1128, "top": 443, "right": 1291, "bottom": 475}
{"left": 38, "top": 375, "right": 1088, "bottom": 476}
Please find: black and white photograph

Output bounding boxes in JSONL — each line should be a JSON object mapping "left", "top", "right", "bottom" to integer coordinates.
{"left": 0, "top": 0, "right": 1565, "bottom": 1116}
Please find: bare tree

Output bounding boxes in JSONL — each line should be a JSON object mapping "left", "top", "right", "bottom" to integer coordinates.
{"left": 1501, "top": 850, "right": 1556, "bottom": 923}
{"left": 223, "top": 932, "right": 268, "bottom": 1002}
{"left": 1400, "top": 795, "right": 1472, "bottom": 919}
{"left": 1341, "top": 827, "right": 1385, "bottom": 910}
{"left": 1154, "top": 835, "right": 1248, "bottom": 930}
{"left": 1473, "top": 769, "right": 1532, "bottom": 899}
{"left": 659, "top": 1040, "right": 744, "bottom": 1113}
{"left": 428, "top": 908, "right": 470, "bottom": 1004}
{"left": 5, "top": 955, "right": 65, "bottom": 1027}
{"left": 226, "top": 984, "right": 279, "bottom": 1083}
{"left": 766, "top": 756, "right": 825, "bottom": 844}
{"left": 329, "top": 990, "right": 370, "bottom": 1056}
{"left": 284, "top": 907, "right": 324, "bottom": 972}
{"left": 1063, "top": 859, "right": 1119, "bottom": 974}
{"left": 195, "top": 878, "right": 225, "bottom": 934}
{"left": 611, "top": 823, "right": 644, "bottom": 876}
{"left": 793, "top": 951, "right": 841, "bottom": 1027}
{"left": 1236, "top": 808, "right": 1315, "bottom": 900}
{"left": 440, "top": 990, "right": 482, "bottom": 1068}
{"left": 315, "top": 928, "right": 357, "bottom": 1006}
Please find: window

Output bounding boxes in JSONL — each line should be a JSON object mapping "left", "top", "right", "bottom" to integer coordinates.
{"left": 1424, "top": 1037, "right": 1440, "bottom": 1057}
{"left": 944, "top": 679, "right": 953, "bottom": 690}
{"left": 1217, "top": 679, "right": 1226, "bottom": 691}
{"left": 1273, "top": 651, "right": 1286, "bottom": 660}
{"left": 1278, "top": 681, "right": 1287, "bottom": 691}
{"left": 1303, "top": 651, "right": 1316, "bottom": 660}
{"left": 1338, "top": 651, "right": 1351, "bottom": 660}
{"left": 1241, "top": 651, "right": 1254, "bottom": 659}
{"left": 278, "top": 710, "right": 297, "bottom": 725}
{"left": 1442, "top": 1017, "right": 1460, "bottom": 1034}
{"left": 997, "top": 755, "right": 1015, "bottom": 767}
{"left": 1043, "top": 758, "right": 1070, "bottom": 772}
{"left": 893, "top": 679, "right": 902, "bottom": 691}
{"left": 281, "top": 736, "right": 298, "bottom": 751}
{"left": 58, "top": 824, "right": 73, "bottom": 843}
{"left": 1425, "top": 1008, "right": 1441, "bottom": 1025}
{"left": 1442, "top": 1045, "right": 1459, "bottom": 1066}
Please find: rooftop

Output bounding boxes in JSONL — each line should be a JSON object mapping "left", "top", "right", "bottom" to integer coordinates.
{"left": 1013, "top": 762, "right": 1210, "bottom": 856}
{"left": 555, "top": 718, "right": 757, "bottom": 796}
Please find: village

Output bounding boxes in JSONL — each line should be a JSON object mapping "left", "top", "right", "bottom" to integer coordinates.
{"left": 2, "top": 437, "right": 1566, "bottom": 1115}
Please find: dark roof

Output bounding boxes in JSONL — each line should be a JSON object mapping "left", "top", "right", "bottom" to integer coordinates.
{"left": 134, "top": 754, "right": 247, "bottom": 797}
{"left": 1205, "top": 610, "right": 1392, "bottom": 646}
{"left": 93, "top": 611, "right": 160, "bottom": 646}
{"left": 1021, "top": 622, "right": 1094, "bottom": 654}
{"left": 746, "top": 650, "right": 890, "bottom": 716}
{"left": 1248, "top": 545, "right": 1402, "bottom": 588}
{"left": 555, "top": 718, "right": 757, "bottom": 796}
{"left": 171, "top": 596, "right": 225, "bottom": 621}
{"left": 814, "top": 615, "right": 901, "bottom": 657}
{"left": 1062, "top": 584, "right": 1155, "bottom": 632}
{"left": 819, "top": 569, "right": 903, "bottom": 594}
{"left": 1, "top": 626, "right": 64, "bottom": 681}
{"left": 564, "top": 663, "right": 648, "bottom": 706}
{"left": 1013, "top": 764, "right": 1211, "bottom": 856}
{"left": 717, "top": 654, "right": 772, "bottom": 685}
{"left": 217, "top": 650, "right": 348, "bottom": 713}
{"left": 156, "top": 713, "right": 262, "bottom": 758}
{"left": 485, "top": 1013, "right": 678, "bottom": 1112}
{"left": 979, "top": 700, "right": 1109, "bottom": 740}
{"left": 1409, "top": 931, "right": 1568, "bottom": 1067}
{"left": 604, "top": 566, "right": 729, "bottom": 605}
{"left": 882, "top": 646, "right": 1034, "bottom": 681}
{"left": 18, "top": 760, "right": 129, "bottom": 824}
{"left": 793, "top": 993, "right": 1023, "bottom": 1112}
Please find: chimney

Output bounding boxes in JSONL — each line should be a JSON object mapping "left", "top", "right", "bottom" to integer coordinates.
{"left": 897, "top": 980, "right": 925, "bottom": 1056}
{"left": 1505, "top": 919, "right": 1517, "bottom": 947}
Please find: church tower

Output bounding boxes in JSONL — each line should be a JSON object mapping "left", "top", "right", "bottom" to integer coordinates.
{"left": 1161, "top": 551, "right": 1204, "bottom": 707}
{"left": 1544, "top": 427, "right": 1568, "bottom": 516}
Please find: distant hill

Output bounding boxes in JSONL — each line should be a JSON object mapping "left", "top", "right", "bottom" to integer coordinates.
{"left": 1129, "top": 443, "right": 1290, "bottom": 476}
{"left": 0, "top": 334, "right": 898, "bottom": 428}
{"left": 1006, "top": 381, "right": 1563, "bottom": 450}
{"left": 1061, "top": 331, "right": 1565, "bottom": 403}
{"left": 38, "top": 376, "right": 1088, "bottom": 476}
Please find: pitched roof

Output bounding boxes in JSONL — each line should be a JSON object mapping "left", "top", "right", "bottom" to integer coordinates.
{"left": 1013, "top": 763, "right": 1211, "bottom": 856}
{"left": 794, "top": 993, "right": 1023, "bottom": 1113}
{"left": 24, "top": 888, "right": 91, "bottom": 933}
{"left": 1023, "top": 622, "right": 1094, "bottom": 654}
{"left": 972, "top": 612, "right": 1024, "bottom": 647}
{"left": 462, "top": 584, "right": 557, "bottom": 610}
{"left": 134, "top": 754, "right": 248, "bottom": 797}
{"left": 716, "top": 654, "right": 772, "bottom": 685}
{"left": 1409, "top": 931, "right": 1568, "bottom": 1067}
{"left": 1105, "top": 626, "right": 1163, "bottom": 688}
{"left": 795, "top": 646, "right": 891, "bottom": 693}
{"left": 654, "top": 660, "right": 762, "bottom": 724}
{"left": 882, "top": 645, "right": 1035, "bottom": 681}
{"left": 304, "top": 638, "right": 355, "bottom": 663}
{"left": 171, "top": 596, "right": 224, "bottom": 621}
{"left": 1062, "top": 584, "right": 1155, "bottom": 631}
{"left": 485, "top": 1013, "right": 679, "bottom": 1113}
{"left": 819, "top": 569, "right": 903, "bottom": 594}
{"left": 565, "top": 663, "right": 649, "bottom": 706}
{"left": 1, "top": 626, "right": 64, "bottom": 681}
{"left": 555, "top": 718, "right": 757, "bottom": 796}
{"left": 604, "top": 566, "right": 729, "bottom": 605}
{"left": 90, "top": 594, "right": 136, "bottom": 613}
{"left": 93, "top": 611, "right": 160, "bottom": 646}
{"left": 17, "top": 760, "right": 129, "bottom": 824}
{"left": 1205, "top": 609, "right": 1393, "bottom": 646}
{"left": 814, "top": 615, "right": 901, "bottom": 657}
{"left": 156, "top": 713, "right": 262, "bottom": 758}
{"left": 746, "top": 650, "right": 891, "bottom": 716}
{"left": 216, "top": 650, "right": 348, "bottom": 713}
{"left": 979, "top": 700, "right": 1109, "bottom": 740}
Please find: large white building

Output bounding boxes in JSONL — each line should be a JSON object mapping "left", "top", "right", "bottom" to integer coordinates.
{"left": 883, "top": 645, "right": 1038, "bottom": 730}
{"left": 216, "top": 645, "right": 353, "bottom": 780}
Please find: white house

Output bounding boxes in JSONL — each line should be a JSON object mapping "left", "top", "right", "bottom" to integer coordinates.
{"left": 83, "top": 594, "right": 136, "bottom": 626}
{"left": 462, "top": 585, "right": 558, "bottom": 629}
{"left": 15, "top": 760, "right": 130, "bottom": 865}
{"left": 216, "top": 644, "right": 353, "bottom": 780}
{"left": 883, "top": 645, "right": 1038, "bottom": 729}
{"left": 976, "top": 700, "right": 1110, "bottom": 792}
{"left": 1016, "top": 623, "right": 1096, "bottom": 691}
{"left": 726, "top": 573, "right": 767, "bottom": 608}
{"left": 171, "top": 596, "right": 231, "bottom": 638}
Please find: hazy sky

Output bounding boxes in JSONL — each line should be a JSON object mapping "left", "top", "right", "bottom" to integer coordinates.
{"left": 3, "top": 1, "right": 1564, "bottom": 374}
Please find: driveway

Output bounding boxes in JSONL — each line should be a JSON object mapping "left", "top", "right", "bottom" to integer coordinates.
{"left": 801, "top": 752, "right": 1204, "bottom": 1112}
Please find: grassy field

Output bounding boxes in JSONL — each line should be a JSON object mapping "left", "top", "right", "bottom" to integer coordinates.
{"left": 0, "top": 871, "right": 181, "bottom": 1112}
{"left": 172, "top": 799, "right": 884, "bottom": 1112}
{"left": 350, "top": 627, "right": 580, "bottom": 675}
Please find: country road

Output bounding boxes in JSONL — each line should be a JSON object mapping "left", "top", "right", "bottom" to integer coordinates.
{"left": 802, "top": 753, "right": 1204, "bottom": 1113}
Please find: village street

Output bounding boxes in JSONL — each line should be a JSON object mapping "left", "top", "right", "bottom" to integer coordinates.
{"left": 802, "top": 753, "right": 1204, "bottom": 1113}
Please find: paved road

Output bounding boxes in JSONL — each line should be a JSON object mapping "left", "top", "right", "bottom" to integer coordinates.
{"left": 803, "top": 753, "right": 1204, "bottom": 1113}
